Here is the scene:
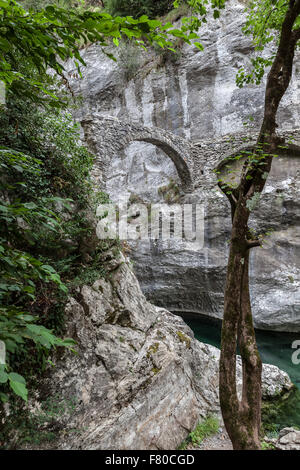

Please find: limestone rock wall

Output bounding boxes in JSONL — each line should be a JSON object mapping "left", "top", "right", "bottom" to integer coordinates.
{"left": 67, "top": 1, "right": 300, "bottom": 138}
{"left": 65, "top": 0, "right": 300, "bottom": 331}
{"left": 29, "top": 253, "right": 293, "bottom": 450}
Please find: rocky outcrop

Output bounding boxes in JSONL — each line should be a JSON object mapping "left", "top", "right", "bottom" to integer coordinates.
{"left": 129, "top": 132, "right": 300, "bottom": 332}
{"left": 266, "top": 427, "right": 300, "bottom": 450}
{"left": 67, "top": 1, "right": 300, "bottom": 139}
{"left": 65, "top": 0, "right": 300, "bottom": 331}
{"left": 27, "top": 253, "right": 293, "bottom": 450}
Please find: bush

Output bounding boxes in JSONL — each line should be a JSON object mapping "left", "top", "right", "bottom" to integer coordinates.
{"left": 189, "top": 416, "right": 219, "bottom": 446}
{"left": 177, "top": 415, "right": 219, "bottom": 450}
{"left": 105, "top": 0, "right": 175, "bottom": 19}
{"left": 118, "top": 41, "right": 143, "bottom": 80}
{"left": 0, "top": 92, "right": 107, "bottom": 404}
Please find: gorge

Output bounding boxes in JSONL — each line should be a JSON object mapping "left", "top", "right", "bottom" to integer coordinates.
{"left": 1, "top": 0, "right": 300, "bottom": 452}
{"left": 65, "top": 0, "right": 300, "bottom": 333}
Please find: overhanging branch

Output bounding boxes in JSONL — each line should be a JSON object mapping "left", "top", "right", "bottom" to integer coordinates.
{"left": 246, "top": 239, "right": 262, "bottom": 250}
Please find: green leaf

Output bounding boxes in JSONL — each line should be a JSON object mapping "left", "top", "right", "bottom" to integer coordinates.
{"left": 0, "top": 392, "right": 9, "bottom": 403}
{"left": 9, "top": 379, "right": 28, "bottom": 401}
{"left": 41, "top": 265, "right": 56, "bottom": 273}
{"left": 23, "top": 202, "right": 37, "bottom": 210}
{"left": 194, "top": 42, "right": 204, "bottom": 51}
{"left": 0, "top": 369, "right": 8, "bottom": 384}
{"left": 8, "top": 372, "right": 26, "bottom": 384}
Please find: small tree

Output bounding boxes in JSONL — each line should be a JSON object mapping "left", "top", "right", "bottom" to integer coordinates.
{"left": 216, "top": 0, "right": 300, "bottom": 450}
{"left": 173, "top": 0, "right": 299, "bottom": 448}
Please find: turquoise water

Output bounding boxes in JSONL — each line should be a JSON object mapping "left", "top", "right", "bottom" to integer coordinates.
{"left": 181, "top": 313, "right": 300, "bottom": 430}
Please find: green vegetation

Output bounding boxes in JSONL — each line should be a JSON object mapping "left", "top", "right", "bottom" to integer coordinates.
{"left": 0, "top": 90, "right": 107, "bottom": 402}
{"left": 178, "top": 415, "right": 219, "bottom": 449}
{"left": 1, "top": 0, "right": 219, "bottom": 106}
{"left": 189, "top": 415, "right": 219, "bottom": 446}
{"left": 261, "top": 440, "right": 276, "bottom": 450}
{"left": 0, "top": 393, "right": 80, "bottom": 448}
{"left": 262, "top": 387, "right": 300, "bottom": 435}
{"left": 153, "top": 39, "right": 184, "bottom": 65}
{"left": 147, "top": 342, "right": 159, "bottom": 357}
{"left": 164, "top": 2, "right": 191, "bottom": 22}
{"left": 176, "top": 331, "right": 191, "bottom": 348}
{"left": 104, "top": 0, "right": 177, "bottom": 19}
{"left": 1, "top": 0, "right": 219, "bottom": 406}
{"left": 236, "top": 0, "right": 300, "bottom": 88}
{"left": 118, "top": 41, "right": 144, "bottom": 81}
{"left": 158, "top": 178, "right": 181, "bottom": 203}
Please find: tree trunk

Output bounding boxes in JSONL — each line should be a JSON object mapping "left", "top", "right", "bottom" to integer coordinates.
{"left": 219, "top": 198, "right": 262, "bottom": 450}
{"left": 219, "top": 0, "right": 300, "bottom": 450}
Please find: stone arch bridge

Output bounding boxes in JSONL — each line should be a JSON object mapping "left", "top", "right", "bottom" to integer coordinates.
{"left": 81, "top": 114, "right": 200, "bottom": 193}
{"left": 81, "top": 114, "right": 300, "bottom": 195}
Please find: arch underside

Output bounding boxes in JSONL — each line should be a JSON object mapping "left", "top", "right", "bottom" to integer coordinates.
{"left": 81, "top": 115, "right": 194, "bottom": 192}
{"left": 122, "top": 135, "right": 193, "bottom": 192}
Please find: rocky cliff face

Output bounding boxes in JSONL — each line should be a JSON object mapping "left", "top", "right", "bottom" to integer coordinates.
{"left": 68, "top": 1, "right": 300, "bottom": 138}
{"left": 65, "top": 0, "right": 300, "bottom": 331}
{"left": 22, "top": 252, "right": 292, "bottom": 450}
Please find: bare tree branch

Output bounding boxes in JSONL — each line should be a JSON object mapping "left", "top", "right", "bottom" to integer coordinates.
{"left": 246, "top": 239, "right": 262, "bottom": 249}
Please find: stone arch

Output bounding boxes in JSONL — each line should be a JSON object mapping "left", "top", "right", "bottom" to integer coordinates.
{"left": 215, "top": 142, "right": 300, "bottom": 184}
{"left": 81, "top": 114, "right": 195, "bottom": 193}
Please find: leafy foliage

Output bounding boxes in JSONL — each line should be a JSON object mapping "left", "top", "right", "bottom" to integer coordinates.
{"left": 236, "top": 0, "right": 300, "bottom": 87}
{"left": 0, "top": 154, "right": 72, "bottom": 400}
{"left": 177, "top": 415, "right": 219, "bottom": 449}
{"left": 0, "top": 89, "right": 106, "bottom": 402}
{"left": 0, "top": 392, "right": 79, "bottom": 447}
{"left": 0, "top": 0, "right": 232, "bottom": 107}
{"left": 0, "top": 0, "right": 209, "bottom": 103}
{"left": 105, "top": 0, "right": 176, "bottom": 19}
{"left": 189, "top": 415, "right": 219, "bottom": 446}
{"left": 261, "top": 440, "right": 276, "bottom": 450}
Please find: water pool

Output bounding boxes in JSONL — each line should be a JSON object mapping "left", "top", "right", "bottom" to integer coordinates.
{"left": 180, "top": 313, "right": 300, "bottom": 430}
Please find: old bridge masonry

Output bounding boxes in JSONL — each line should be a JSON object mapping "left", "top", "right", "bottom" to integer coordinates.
{"left": 81, "top": 113, "right": 300, "bottom": 332}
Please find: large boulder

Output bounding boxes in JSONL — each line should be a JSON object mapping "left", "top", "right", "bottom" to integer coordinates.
{"left": 23, "top": 253, "right": 293, "bottom": 450}
{"left": 266, "top": 427, "right": 300, "bottom": 451}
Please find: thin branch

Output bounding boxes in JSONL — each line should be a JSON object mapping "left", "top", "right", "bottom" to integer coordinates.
{"left": 217, "top": 181, "right": 238, "bottom": 203}
{"left": 218, "top": 181, "right": 238, "bottom": 221}
{"left": 246, "top": 239, "right": 262, "bottom": 250}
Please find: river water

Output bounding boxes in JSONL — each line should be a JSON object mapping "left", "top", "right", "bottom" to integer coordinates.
{"left": 180, "top": 313, "right": 300, "bottom": 430}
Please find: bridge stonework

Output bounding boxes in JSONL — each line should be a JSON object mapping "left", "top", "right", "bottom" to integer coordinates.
{"left": 81, "top": 115, "right": 300, "bottom": 197}
{"left": 81, "top": 114, "right": 197, "bottom": 193}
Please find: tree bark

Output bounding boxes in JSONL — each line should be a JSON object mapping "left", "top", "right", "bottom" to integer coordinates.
{"left": 219, "top": 0, "right": 300, "bottom": 450}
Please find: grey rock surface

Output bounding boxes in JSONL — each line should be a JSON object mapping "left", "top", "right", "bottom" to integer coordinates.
{"left": 66, "top": 1, "right": 300, "bottom": 139}
{"left": 266, "top": 427, "right": 300, "bottom": 450}
{"left": 31, "top": 254, "right": 293, "bottom": 450}
{"left": 65, "top": 0, "right": 300, "bottom": 331}
{"left": 81, "top": 117, "right": 300, "bottom": 332}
